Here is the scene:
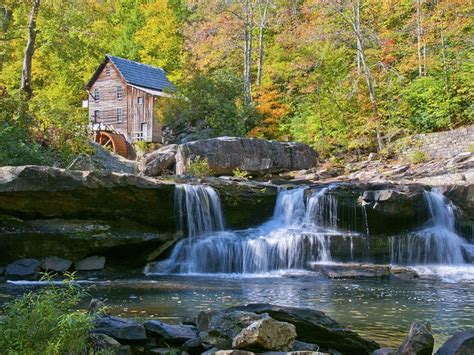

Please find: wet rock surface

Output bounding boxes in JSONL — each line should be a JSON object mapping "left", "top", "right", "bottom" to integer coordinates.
{"left": 396, "top": 322, "right": 434, "bottom": 355}
{"left": 435, "top": 330, "right": 474, "bottom": 355}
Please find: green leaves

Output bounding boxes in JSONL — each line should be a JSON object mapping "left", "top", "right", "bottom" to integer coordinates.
{"left": 0, "top": 273, "right": 94, "bottom": 355}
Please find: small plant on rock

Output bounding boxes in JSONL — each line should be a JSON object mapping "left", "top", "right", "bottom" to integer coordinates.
{"left": 187, "top": 156, "right": 213, "bottom": 178}
{"left": 232, "top": 167, "right": 249, "bottom": 179}
{"left": 410, "top": 150, "right": 428, "bottom": 164}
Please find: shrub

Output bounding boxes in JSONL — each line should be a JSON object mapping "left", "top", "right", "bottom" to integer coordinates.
{"left": 0, "top": 273, "right": 95, "bottom": 354}
{"left": 469, "top": 143, "right": 474, "bottom": 153}
{"left": 410, "top": 150, "right": 428, "bottom": 164}
{"left": 232, "top": 167, "right": 249, "bottom": 179}
{"left": 187, "top": 156, "right": 213, "bottom": 178}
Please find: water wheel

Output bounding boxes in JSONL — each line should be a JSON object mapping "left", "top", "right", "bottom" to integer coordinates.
{"left": 94, "top": 131, "right": 128, "bottom": 158}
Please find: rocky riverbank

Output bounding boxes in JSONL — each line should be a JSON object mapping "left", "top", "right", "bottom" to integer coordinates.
{"left": 87, "top": 302, "right": 473, "bottom": 355}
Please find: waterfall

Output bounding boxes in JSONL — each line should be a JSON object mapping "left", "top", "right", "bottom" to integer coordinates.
{"left": 175, "top": 184, "right": 225, "bottom": 238}
{"left": 390, "top": 190, "right": 472, "bottom": 265}
{"left": 147, "top": 185, "right": 366, "bottom": 274}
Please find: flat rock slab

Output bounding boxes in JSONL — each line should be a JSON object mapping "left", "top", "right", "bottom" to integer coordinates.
{"left": 5, "top": 258, "right": 41, "bottom": 277}
{"left": 143, "top": 320, "right": 199, "bottom": 344}
{"left": 75, "top": 256, "right": 106, "bottom": 271}
{"left": 93, "top": 316, "right": 147, "bottom": 341}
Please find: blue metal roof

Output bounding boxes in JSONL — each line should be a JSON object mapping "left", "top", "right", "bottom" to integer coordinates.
{"left": 106, "top": 55, "right": 175, "bottom": 92}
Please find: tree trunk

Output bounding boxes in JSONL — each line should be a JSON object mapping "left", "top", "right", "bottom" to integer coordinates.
{"left": 352, "top": 0, "right": 383, "bottom": 151}
{"left": 0, "top": 5, "right": 13, "bottom": 72}
{"left": 21, "top": 0, "right": 41, "bottom": 98}
{"left": 416, "top": 0, "right": 426, "bottom": 77}
{"left": 242, "top": 0, "right": 254, "bottom": 105}
{"left": 256, "top": 0, "right": 270, "bottom": 87}
{"left": 355, "top": 0, "right": 362, "bottom": 75}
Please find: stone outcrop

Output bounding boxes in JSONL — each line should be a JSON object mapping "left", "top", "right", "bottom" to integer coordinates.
{"left": 204, "top": 177, "right": 277, "bottom": 229}
{"left": 140, "top": 144, "right": 177, "bottom": 177}
{"left": 175, "top": 137, "right": 318, "bottom": 176}
{"left": 435, "top": 330, "right": 474, "bottom": 355}
{"left": 0, "top": 166, "right": 277, "bottom": 265}
{"left": 361, "top": 185, "right": 428, "bottom": 236}
{"left": 0, "top": 165, "right": 176, "bottom": 228}
{"left": 397, "top": 322, "right": 434, "bottom": 355}
{"left": 226, "top": 304, "right": 379, "bottom": 354}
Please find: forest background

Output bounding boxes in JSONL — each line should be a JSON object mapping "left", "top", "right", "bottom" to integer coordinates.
{"left": 0, "top": 0, "right": 472, "bottom": 166}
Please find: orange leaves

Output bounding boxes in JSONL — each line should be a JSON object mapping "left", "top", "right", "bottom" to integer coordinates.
{"left": 248, "top": 86, "right": 289, "bottom": 140}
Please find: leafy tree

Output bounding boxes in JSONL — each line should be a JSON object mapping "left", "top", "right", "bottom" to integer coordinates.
{"left": 161, "top": 70, "right": 260, "bottom": 138}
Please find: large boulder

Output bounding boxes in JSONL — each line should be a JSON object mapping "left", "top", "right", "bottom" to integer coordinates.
{"left": 141, "top": 144, "right": 178, "bottom": 177}
{"left": 74, "top": 255, "right": 106, "bottom": 271}
{"left": 397, "top": 322, "right": 434, "bottom": 355}
{"left": 227, "top": 304, "right": 379, "bottom": 354}
{"left": 93, "top": 316, "right": 147, "bottom": 341}
{"left": 5, "top": 258, "right": 41, "bottom": 278}
{"left": 41, "top": 256, "right": 72, "bottom": 272}
{"left": 175, "top": 137, "right": 318, "bottom": 176}
{"left": 435, "top": 330, "right": 474, "bottom": 355}
{"left": 232, "top": 317, "right": 297, "bottom": 351}
{"left": 143, "top": 320, "right": 199, "bottom": 344}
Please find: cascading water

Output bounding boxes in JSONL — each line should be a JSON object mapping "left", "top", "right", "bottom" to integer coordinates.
{"left": 390, "top": 190, "right": 473, "bottom": 265}
{"left": 147, "top": 185, "right": 367, "bottom": 274}
{"left": 174, "top": 184, "right": 225, "bottom": 238}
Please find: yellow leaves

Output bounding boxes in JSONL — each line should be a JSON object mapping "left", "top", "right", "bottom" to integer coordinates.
{"left": 135, "top": 0, "right": 185, "bottom": 80}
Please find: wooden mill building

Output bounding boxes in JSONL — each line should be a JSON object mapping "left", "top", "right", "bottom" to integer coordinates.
{"left": 85, "top": 55, "right": 174, "bottom": 148}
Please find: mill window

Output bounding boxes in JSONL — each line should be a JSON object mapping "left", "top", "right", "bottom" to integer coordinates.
{"left": 93, "top": 88, "right": 100, "bottom": 102}
{"left": 116, "top": 86, "right": 123, "bottom": 100}
{"left": 117, "top": 107, "right": 124, "bottom": 122}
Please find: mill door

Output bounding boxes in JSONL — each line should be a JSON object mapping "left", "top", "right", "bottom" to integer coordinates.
{"left": 141, "top": 123, "right": 148, "bottom": 141}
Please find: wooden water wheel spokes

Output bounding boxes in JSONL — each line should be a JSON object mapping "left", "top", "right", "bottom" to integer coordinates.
{"left": 94, "top": 131, "right": 128, "bottom": 158}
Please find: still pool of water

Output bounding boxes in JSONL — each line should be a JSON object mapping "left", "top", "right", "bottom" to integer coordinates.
{"left": 3, "top": 271, "right": 472, "bottom": 350}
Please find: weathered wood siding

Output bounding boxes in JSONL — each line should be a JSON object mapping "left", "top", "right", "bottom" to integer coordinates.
{"left": 88, "top": 63, "right": 128, "bottom": 137}
{"left": 127, "top": 86, "right": 162, "bottom": 143}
